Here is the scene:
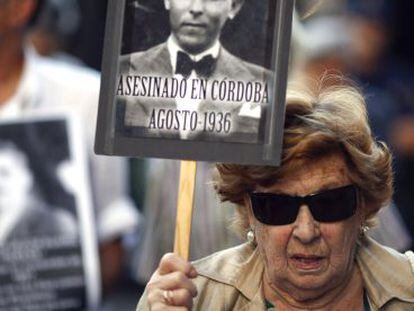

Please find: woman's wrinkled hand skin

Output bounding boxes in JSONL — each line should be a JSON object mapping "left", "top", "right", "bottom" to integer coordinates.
{"left": 147, "top": 253, "right": 198, "bottom": 310}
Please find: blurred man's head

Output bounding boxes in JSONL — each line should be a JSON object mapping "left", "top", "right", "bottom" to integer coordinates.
{"left": 0, "top": 0, "right": 43, "bottom": 39}
{"left": 164, "top": 0, "right": 244, "bottom": 54}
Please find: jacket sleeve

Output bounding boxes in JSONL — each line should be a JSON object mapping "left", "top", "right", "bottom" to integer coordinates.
{"left": 136, "top": 287, "right": 149, "bottom": 311}
{"left": 405, "top": 250, "right": 414, "bottom": 274}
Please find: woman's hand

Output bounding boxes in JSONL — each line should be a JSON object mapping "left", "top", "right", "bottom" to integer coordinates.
{"left": 146, "top": 253, "right": 198, "bottom": 310}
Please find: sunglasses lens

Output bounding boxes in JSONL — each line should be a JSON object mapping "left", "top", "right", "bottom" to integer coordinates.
{"left": 250, "top": 185, "right": 358, "bottom": 226}
{"left": 250, "top": 193, "right": 298, "bottom": 225}
{"left": 309, "top": 185, "right": 357, "bottom": 222}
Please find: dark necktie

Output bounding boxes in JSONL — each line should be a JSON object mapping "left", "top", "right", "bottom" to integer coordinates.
{"left": 175, "top": 51, "right": 216, "bottom": 78}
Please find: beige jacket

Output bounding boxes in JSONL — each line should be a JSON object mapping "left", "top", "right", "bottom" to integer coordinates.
{"left": 137, "top": 237, "right": 414, "bottom": 310}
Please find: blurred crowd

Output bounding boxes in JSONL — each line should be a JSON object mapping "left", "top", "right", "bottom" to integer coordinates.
{"left": 0, "top": 0, "right": 413, "bottom": 310}
{"left": 293, "top": 0, "right": 414, "bottom": 251}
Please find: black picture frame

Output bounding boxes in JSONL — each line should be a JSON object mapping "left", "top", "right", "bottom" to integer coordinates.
{"left": 95, "top": 0, "right": 294, "bottom": 165}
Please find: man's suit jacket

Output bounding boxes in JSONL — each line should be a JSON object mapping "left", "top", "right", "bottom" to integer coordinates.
{"left": 117, "top": 42, "right": 272, "bottom": 142}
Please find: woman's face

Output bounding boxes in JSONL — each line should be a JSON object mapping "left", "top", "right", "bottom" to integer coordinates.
{"left": 248, "top": 153, "right": 363, "bottom": 299}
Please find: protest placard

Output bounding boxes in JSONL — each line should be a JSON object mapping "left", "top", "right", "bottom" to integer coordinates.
{"left": 95, "top": 0, "right": 293, "bottom": 165}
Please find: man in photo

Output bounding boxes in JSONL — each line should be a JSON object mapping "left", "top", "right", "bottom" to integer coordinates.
{"left": 118, "top": 0, "right": 272, "bottom": 142}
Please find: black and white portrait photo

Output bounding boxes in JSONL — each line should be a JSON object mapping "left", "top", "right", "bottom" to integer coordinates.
{"left": 95, "top": 0, "right": 292, "bottom": 164}
{"left": 0, "top": 117, "right": 99, "bottom": 310}
{"left": 116, "top": 0, "right": 277, "bottom": 143}
{"left": 0, "top": 121, "right": 78, "bottom": 243}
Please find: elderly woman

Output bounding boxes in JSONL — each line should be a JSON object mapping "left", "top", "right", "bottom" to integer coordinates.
{"left": 137, "top": 81, "right": 414, "bottom": 310}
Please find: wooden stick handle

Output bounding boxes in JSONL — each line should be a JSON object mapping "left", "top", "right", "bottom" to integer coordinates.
{"left": 174, "top": 161, "right": 197, "bottom": 260}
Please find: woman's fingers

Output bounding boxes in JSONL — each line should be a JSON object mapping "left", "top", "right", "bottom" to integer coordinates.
{"left": 146, "top": 253, "right": 198, "bottom": 310}
{"left": 150, "top": 300, "right": 189, "bottom": 311}
{"left": 148, "top": 270, "right": 197, "bottom": 297}
{"left": 148, "top": 288, "right": 193, "bottom": 310}
{"left": 167, "top": 288, "right": 195, "bottom": 307}
{"left": 157, "top": 253, "right": 198, "bottom": 278}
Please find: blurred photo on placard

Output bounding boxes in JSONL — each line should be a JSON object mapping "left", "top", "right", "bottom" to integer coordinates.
{"left": 0, "top": 116, "right": 99, "bottom": 310}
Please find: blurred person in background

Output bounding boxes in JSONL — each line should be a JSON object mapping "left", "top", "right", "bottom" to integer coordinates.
{"left": 346, "top": 1, "right": 414, "bottom": 250}
{"left": 132, "top": 159, "right": 240, "bottom": 284}
{"left": 296, "top": 0, "right": 414, "bottom": 251}
{"left": 27, "top": 0, "right": 84, "bottom": 65}
{"left": 0, "top": 0, "right": 141, "bottom": 306}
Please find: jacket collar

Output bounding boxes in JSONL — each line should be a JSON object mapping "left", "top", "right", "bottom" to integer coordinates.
{"left": 235, "top": 244, "right": 264, "bottom": 301}
{"left": 195, "top": 243, "right": 264, "bottom": 302}
{"left": 196, "top": 238, "right": 414, "bottom": 309}
{"left": 356, "top": 236, "right": 414, "bottom": 309}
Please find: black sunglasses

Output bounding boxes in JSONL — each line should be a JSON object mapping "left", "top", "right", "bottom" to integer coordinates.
{"left": 249, "top": 185, "right": 358, "bottom": 226}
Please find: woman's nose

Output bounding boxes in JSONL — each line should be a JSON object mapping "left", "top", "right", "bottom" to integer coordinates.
{"left": 292, "top": 205, "right": 321, "bottom": 244}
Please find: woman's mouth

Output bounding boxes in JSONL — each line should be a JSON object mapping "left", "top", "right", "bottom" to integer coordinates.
{"left": 290, "top": 255, "right": 325, "bottom": 271}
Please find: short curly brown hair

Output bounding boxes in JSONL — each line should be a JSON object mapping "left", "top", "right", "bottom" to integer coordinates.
{"left": 215, "top": 78, "right": 393, "bottom": 236}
